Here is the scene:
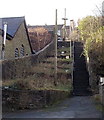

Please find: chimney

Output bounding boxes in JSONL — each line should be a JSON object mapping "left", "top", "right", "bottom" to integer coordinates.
{"left": 70, "top": 20, "right": 75, "bottom": 32}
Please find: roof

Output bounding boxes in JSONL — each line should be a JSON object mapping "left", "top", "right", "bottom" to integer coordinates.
{"left": 0, "top": 29, "right": 12, "bottom": 40}
{"left": 28, "top": 24, "right": 64, "bottom": 32}
{"left": 0, "top": 16, "right": 33, "bottom": 54}
{"left": 66, "top": 26, "right": 70, "bottom": 29}
{"left": 28, "top": 27, "right": 48, "bottom": 34}
{"left": 0, "top": 17, "right": 25, "bottom": 37}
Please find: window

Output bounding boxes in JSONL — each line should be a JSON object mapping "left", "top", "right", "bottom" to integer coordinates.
{"left": 20, "top": 44, "right": 25, "bottom": 56}
{"left": 15, "top": 48, "right": 19, "bottom": 57}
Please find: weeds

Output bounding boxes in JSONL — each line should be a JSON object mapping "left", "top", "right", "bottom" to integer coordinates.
{"left": 3, "top": 46, "right": 73, "bottom": 92}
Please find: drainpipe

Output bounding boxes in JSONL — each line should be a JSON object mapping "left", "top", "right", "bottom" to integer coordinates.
{"left": 2, "top": 22, "right": 7, "bottom": 60}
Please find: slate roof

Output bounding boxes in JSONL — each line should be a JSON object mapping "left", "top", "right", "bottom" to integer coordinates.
{"left": 0, "top": 17, "right": 25, "bottom": 37}
{"left": 28, "top": 24, "right": 64, "bottom": 32}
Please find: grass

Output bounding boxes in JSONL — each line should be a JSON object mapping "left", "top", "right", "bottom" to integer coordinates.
{"left": 3, "top": 74, "right": 71, "bottom": 92}
{"left": 96, "top": 104, "right": 104, "bottom": 112}
{"left": 57, "top": 47, "right": 70, "bottom": 52}
{"left": 43, "top": 97, "right": 69, "bottom": 112}
{"left": 41, "top": 57, "right": 72, "bottom": 65}
{"left": 31, "top": 56, "right": 72, "bottom": 75}
{"left": 3, "top": 46, "right": 73, "bottom": 93}
{"left": 54, "top": 83, "right": 72, "bottom": 92}
{"left": 57, "top": 58, "right": 72, "bottom": 63}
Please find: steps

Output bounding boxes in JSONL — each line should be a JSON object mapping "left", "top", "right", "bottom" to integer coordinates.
{"left": 73, "top": 42, "right": 92, "bottom": 96}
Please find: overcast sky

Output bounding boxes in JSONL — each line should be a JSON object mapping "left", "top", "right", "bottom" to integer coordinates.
{"left": 0, "top": 0, "right": 103, "bottom": 25}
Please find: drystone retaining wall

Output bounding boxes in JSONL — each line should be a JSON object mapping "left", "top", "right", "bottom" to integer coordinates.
{"left": 86, "top": 58, "right": 99, "bottom": 93}
{"left": 102, "top": 86, "right": 104, "bottom": 105}
{"left": 2, "top": 89, "right": 69, "bottom": 112}
{"left": 86, "top": 57, "right": 104, "bottom": 105}
{"left": 2, "top": 41, "right": 54, "bottom": 80}
{"left": 99, "top": 85, "right": 104, "bottom": 105}
{"left": 57, "top": 41, "right": 73, "bottom": 48}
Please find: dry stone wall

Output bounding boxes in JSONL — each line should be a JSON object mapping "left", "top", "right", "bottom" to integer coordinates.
{"left": 2, "top": 89, "right": 69, "bottom": 112}
{"left": 2, "top": 41, "right": 54, "bottom": 80}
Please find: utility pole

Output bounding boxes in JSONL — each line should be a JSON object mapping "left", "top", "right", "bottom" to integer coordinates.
{"left": 69, "top": 20, "right": 72, "bottom": 58}
{"left": 54, "top": 9, "right": 58, "bottom": 82}
{"left": 62, "top": 8, "right": 68, "bottom": 41}
{"left": 70, "top": 20, "right": 75, "bottom": 58}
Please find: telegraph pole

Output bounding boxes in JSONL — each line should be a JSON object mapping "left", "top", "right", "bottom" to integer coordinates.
{"left": 70, "top": 20, "right": 75, "bottom": 58}
{"left": 54, "top": 9, "right": 58, "bottom": 81}
{"left": 62, "top": 8, "right": 68, "bottom": 41}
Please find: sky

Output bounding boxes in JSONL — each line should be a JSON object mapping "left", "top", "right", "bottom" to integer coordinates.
{"left": 0, "top": 0, "right": 103, "bottom": 25}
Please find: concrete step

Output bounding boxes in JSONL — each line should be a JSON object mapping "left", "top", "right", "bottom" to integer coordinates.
{"left": 72, "top": 91, "right": 92, "bottom": 96}
{"left": 73, "top": 41, "right": 91, "bottom": 96}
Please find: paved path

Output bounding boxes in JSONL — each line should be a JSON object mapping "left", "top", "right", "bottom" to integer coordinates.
{"left": 73, "top": 42, "right": 91, "bottom": 95}
{"left": 3, "top": 96, "right": 102, "bottom": 119}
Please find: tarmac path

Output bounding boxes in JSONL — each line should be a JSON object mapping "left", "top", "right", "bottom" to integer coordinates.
{"left": 3, "top": 96, "right": 102, "bottom": 119}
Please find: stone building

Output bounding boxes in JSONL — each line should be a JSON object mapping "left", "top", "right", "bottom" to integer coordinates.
{"left": 0, "top": 17, "right": 32, "bottom": 59}
{"left": 28, "top": 26, "right": 53, "bottom": 52}
{"left": 28, "top": 24, "right": 70, "bottom": 50}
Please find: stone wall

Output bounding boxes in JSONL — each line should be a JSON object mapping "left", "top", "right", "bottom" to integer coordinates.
{"left": 57, "top": 41, "right": 73, "bottom": 48}
{"left": 2, "top": 89, "right": 69, "bottom": 112}
{"left": 86, "top": 58, "right": 99, "bottom": 93}
{"left": 99, "top": 85, "right": 104, "bottom": 105}
{"left": 28, "top": 27, "right": 53, "bottom": 52}
{"left": 87, "top": 57, "right": 104, "bottom": 105}
{"left": 3, "top": 22, "right": 32, "bottom": 59}
{"left": 102, "top": 86, "right": 104, "bottom": 105}
{"left": 2, "top": 41, "right": 54, "bottom": 80}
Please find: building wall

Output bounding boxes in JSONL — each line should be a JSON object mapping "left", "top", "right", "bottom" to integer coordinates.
{"left": 28, "top": 27, "right": 53, "bottom": 52}
{"left": 60, "top": 26, "right": 70, "bottom": 40}
{"left": 4, "top": 22, "right": 31, "bottom": 59}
